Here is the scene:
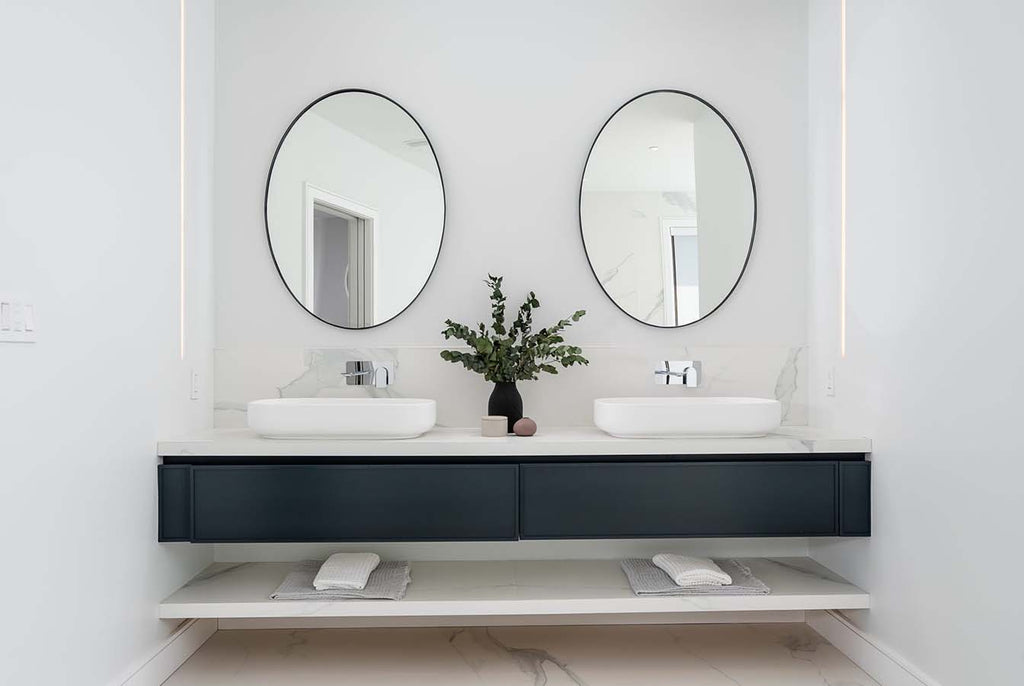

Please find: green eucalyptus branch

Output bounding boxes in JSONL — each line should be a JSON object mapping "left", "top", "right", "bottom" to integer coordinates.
{"left": 440, "top": 275, "right": 588, "bottom": 383}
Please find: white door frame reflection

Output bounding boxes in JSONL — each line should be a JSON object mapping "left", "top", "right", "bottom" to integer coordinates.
{"left": 303, "top": 183, "right": 379, "bottom": 327}
{"left": 660, "top": 218, "right": 699, "bottom": 326}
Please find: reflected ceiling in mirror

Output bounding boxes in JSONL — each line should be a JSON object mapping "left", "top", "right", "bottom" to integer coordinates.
{"left": 265, "top": 90, "right": 445, "bottom": 329}
{"left": 580, "top": 90, "right": 755, "bottom": 328}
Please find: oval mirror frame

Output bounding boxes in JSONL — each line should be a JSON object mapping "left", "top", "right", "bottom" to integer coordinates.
{"left": 264, "top": 88, "right": 446, "bottom": 330}
{"left": 578, "top": 89, "right": 756, "bottom": 329}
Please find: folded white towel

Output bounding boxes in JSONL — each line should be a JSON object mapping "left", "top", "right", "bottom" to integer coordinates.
{"left": 313, "top": 553, "right": 381, "bottom": 591}
{"left": 652, "top": 554, "right": 733, "bottom": 587}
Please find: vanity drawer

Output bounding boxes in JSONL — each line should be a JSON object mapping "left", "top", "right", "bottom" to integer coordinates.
{"left": 520, "top": 461, "right": 838, "bottom": 538}
{"left": 839, "top": 461, "right": 871, "bottom": 535}
{"left": 189, "top": 464, "right": 518, "bottom": 542}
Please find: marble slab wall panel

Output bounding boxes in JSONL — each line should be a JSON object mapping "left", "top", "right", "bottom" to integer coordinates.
{"left": 214, "top": 345, "right": 807, "bottom": 428}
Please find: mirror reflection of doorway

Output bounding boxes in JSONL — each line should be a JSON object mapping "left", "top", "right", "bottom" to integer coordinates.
{"left": 672, "top": 231, "right": 700, "bottom": 324}
{"left": 304, "top": 185, "right": 376, "bottom": 327}
{"left": 661, "top": 219, "right": 699, "bottom": 326}
{"left": 580, "top": 90, "right": 755, "bottom": 328}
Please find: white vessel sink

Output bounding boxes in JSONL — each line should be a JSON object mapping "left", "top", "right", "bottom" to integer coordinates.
{"left": 247, "top": 398, "right": 436, "bottom": 439}
{"left": 594, "top": 397, "right": 782, "bottom": 438}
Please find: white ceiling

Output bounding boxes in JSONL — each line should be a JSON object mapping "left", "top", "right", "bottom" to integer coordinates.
{"left": 583, "top": 92, "right": 714, "bottom": 193}
{"left": 312, "top": 92, "right": 440, "bottom": 174}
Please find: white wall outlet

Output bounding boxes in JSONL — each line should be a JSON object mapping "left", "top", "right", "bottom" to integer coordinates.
{"left": 825, "top": 365, "right": 836, "bottom": 397}
{"left": 190, "top": 369, "right": 201, "bottom": 400}
{"left": 0, "top": 298, "right": 37, "bottom": 343}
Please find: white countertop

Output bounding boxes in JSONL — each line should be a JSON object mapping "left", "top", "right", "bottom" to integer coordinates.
{"left": 158, "top": 426, "right": 870, "bottom": 458}
{"left": 159, "top": 557, "right": 868, "bottom": 619}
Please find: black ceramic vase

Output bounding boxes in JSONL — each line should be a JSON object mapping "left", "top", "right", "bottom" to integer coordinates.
{"left": 488, "top": 381, "right": 523, "bottom": 434}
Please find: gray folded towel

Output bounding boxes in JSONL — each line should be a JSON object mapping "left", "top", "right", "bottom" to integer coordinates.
{"left": 271, "top": 559, "right": 411, "bottom": 600}
{"left": 621, "top": 558, "right": 770, "bottom": 596}
{"left": 314, "top": 552, "right": 381, "bottom": 590}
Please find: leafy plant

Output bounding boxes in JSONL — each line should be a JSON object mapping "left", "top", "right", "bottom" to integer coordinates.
{"left": 441, "top": 275, "right": 588, "bottom": 383}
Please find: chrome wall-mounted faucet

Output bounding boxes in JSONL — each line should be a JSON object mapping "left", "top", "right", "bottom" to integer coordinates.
{"left": 654, "top": 360, "right": 701, "bottom": 387}
{"left": 341, "top": 360, "right": 394, "bottom": 388}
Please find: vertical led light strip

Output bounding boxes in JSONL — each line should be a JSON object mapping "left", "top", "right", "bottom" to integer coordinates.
{"left": 179, "top": 0, "right": 186, "bottom": 360}
{"left": 840, "top": 0, "right": 847, "bottom": 358}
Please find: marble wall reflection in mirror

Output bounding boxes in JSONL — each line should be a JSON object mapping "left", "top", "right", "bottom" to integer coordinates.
{"left": 580, "top": 91, "right": 755, "bottom": 327}
{"left": 265, "top": 90, "right": 444, "bottom": 328}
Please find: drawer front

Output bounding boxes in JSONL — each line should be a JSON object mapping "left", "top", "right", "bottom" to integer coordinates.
{"left": 192, "top": 464, "right": 518, "bottom": 542}
{"left": 158, "top": 465, "right": 192, "bottom": 541}
{"left": 839, "top": 461, "right": 871, "bottom": 535}
{"left": 520, "top": 461, "right": 838, "bottom": 538}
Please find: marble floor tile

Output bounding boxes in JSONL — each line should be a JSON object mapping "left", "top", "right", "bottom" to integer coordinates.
{"left": 164, "top": 623, "right": 878, "bottom": 685}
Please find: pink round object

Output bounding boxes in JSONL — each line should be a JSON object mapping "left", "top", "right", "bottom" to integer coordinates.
{"left": 513, "top": 417, "right": 537, "bottom": 437}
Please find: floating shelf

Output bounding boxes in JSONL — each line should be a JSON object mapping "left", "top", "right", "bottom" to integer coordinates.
{"left": 159, "top": 557, "right": 868, "bottom": 620}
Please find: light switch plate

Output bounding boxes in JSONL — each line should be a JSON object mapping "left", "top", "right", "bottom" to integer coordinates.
{"left": 0, "top": 298, "right": 37, "bottom": 343}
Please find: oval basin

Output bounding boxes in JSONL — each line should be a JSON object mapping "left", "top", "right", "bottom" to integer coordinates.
{"left": 248, "top": 398, "right": 436, "bottom": 439}
{"left": 594, "top": 397, "right": 781, "bottom": 438}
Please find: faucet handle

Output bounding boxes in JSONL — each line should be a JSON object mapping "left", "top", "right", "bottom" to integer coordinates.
{"left": 342, "top": 360, "right": 394, "bottom": 388}
{"left": 654, "top": 360, "right": 701, "bottom": 387}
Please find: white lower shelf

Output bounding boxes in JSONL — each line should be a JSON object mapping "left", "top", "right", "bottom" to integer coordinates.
{"left": 159, "top": 557, "right": 868, "bottom": 620}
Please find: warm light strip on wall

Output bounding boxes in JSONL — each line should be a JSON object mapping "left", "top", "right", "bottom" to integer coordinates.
{"left": 840, "top": 0, "right": 847, "bottom": 358}
{"left": 179, "top": 0, "right": 186, "bottom": 360}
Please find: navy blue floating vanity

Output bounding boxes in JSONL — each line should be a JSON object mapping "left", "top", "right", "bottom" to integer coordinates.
{"left": 158, "top": 428, "right": 871, "bottom": 543}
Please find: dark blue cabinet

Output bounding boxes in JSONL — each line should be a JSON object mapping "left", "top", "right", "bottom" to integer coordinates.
{"left": 190, "top": 464, "right": 518, "bottom": 542}
{"left": 159, "top": 456, "right": 870, "bottom": 542}
{"left": 520, "top": 461, "right": 839, "bottom": 538}
{"left": 158, "top": 465, "right": 192, "bottom": 541}
{"left": 839, "top": 462, "right": 871, "bottom": 536}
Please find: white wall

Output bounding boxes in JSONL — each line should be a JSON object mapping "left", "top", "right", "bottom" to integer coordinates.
{"left": 212, "top": 0, "right": 812, "bottom": 439}
{"left": 214, "top": 0, "right": 810, "bottom": 351}
{"left": 808, "top": 1, "right": 1024, "bottom": 684}
{"left": 210, "top": 0, "right": 812, "bottom": 563}
{"left": 0, "top": 1, "right": 215, "bottom": 684}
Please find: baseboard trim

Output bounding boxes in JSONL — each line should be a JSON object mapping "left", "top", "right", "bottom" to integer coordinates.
{"left": 117, "top": 618, "right": 217, "bottom": 686}
{"left": 807, "top": 610, "right": 941, "bottom": 686}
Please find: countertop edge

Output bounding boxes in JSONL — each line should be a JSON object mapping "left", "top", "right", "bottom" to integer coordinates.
{"left": 157, "top": 427, "right": 872, "bottom": 458}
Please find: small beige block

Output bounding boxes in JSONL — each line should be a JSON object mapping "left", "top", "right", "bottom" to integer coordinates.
{"left": 481, "top": 415, "right": 507, "bottom": 437}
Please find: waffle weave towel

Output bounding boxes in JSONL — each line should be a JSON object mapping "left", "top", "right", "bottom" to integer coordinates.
{"left": 271, "top": 560, "right": 410, "bottom": 600}
{"left": 313, "top": 553, "right": 381, "bottom": 591}
{"left": 652, "top": 554, "right": 732, "bottom": 587}
{"left": 621, "top": 558, "right": 770, "bottom": 596}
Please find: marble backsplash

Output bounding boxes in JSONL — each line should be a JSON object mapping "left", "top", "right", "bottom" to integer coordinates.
{"left": 214, "top": 344, "right": 807, "bottom": 428}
